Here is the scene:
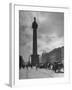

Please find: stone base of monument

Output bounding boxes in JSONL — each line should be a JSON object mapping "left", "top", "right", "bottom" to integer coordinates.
{"left": 31, "top": 54, "right": 39, "bottom": 66}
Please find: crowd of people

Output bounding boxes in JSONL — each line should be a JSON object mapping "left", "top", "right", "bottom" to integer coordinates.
{"left": 19, "top": 56, "right": 64, "bottom": 73}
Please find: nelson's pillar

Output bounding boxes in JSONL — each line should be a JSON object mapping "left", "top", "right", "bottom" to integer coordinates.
{"left": 31, "top": 17, "right": 39, "bottom": 66}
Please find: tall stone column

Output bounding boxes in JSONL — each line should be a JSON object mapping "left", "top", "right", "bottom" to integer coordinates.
{"left": 31, "top": 17, "right": 39, "bottom": 66}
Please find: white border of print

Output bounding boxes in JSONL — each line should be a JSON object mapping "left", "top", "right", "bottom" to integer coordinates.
{"left": 9, "top": 3, "right": 70, "bottom": 87}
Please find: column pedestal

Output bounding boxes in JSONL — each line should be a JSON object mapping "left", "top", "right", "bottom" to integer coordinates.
{"left": 31, "top": 54, "right": 39, "bottom": 66}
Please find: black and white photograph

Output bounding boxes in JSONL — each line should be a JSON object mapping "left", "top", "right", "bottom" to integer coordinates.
{"left": 19, "top": 10, "right": 64, "bottom": 79}
{"left": 0, "top": 0, "right": 71, "bottom": 89}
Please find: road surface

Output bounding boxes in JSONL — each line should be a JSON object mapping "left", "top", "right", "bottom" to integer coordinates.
{"left": 19, "top": 67, "right": 64, "bottom": 79}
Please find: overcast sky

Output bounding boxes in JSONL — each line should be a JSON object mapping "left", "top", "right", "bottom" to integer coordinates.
{"left": 19, "top": 10, "right": 64, "bottom": 62}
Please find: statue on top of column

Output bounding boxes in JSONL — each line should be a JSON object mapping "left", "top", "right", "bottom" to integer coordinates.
{"left": 32, "top": 17, "right": 38, "bottom": 29}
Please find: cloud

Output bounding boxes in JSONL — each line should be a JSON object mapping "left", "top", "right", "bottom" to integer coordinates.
{"left": 38, "top": 33, "right": 64, "bottom": 54}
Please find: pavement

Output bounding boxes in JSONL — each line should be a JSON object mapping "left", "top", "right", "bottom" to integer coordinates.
{"left": 19, "top": 67, "right": 64, "bottom": 79}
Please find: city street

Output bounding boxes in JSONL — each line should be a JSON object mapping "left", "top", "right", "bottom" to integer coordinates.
{"left": 19, "top": 67, "right": 64, "bottom": 79}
